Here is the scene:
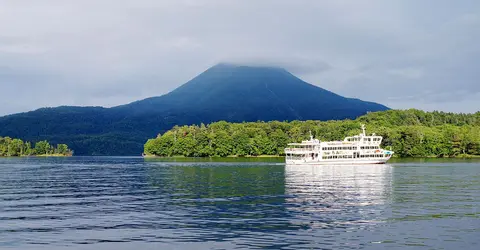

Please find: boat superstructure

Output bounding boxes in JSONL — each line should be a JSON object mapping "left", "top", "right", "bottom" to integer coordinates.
{"left": 284, "top": 124, "right": 394, "bottom": 165}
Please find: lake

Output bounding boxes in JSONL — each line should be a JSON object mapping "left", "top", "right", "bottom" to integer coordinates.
{"left": 0, "top": 157, "right": 478, "bottom": 249}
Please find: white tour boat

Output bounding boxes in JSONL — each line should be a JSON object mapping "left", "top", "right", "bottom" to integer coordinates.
{"left": 285, "top": 124, "right": 394, "bottom": 165}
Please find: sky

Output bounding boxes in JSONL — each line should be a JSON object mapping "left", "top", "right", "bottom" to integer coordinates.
{"left": 0, "top": 0, "right": 479, "bottom": 116}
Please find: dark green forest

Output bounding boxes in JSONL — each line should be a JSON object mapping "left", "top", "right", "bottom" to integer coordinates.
{"left": 0, "top": 137, "right": 73, "bottom": 157}
{"left": 144, "top": 109, "right": 480, "bottom": 158}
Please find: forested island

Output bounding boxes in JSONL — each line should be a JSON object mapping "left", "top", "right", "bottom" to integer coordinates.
{"left": 0, "top": 137, "right": 73, "bottom": 157}
{"left": 144, "top": 109, "right": 480, "bottom": 158}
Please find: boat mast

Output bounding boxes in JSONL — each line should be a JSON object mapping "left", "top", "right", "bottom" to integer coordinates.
{"left": 361, "top": 124, "right": 366, "bottom": 136}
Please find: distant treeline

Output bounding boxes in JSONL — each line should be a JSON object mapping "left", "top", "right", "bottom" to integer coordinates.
{"left": 144, "top": 109, "right": 480, "bottom": 158}
{"left": 0, "top": 137, "right": 73, "bottom": 157}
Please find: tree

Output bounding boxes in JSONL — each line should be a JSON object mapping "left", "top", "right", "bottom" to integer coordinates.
{"left": 35, "top": 141, "right": 53, "bottom": 155}
{"left": 8, "top": 139, "right": 24, "bottom": 156}
{"left": 56, "top": 144, "right": 71, "bottom": 155}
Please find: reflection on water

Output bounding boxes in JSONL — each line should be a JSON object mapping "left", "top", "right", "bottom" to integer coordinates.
{"left": 0, "top": 157, "right": 479, "bottom": 249}
{"left": 285, "top": 165, "right": 393, "bottom": 227}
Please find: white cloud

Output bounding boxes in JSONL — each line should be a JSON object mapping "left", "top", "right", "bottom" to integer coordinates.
{"left": 387, "top": 68, "right": 424, "bottom": 79}
{"left": 0, "top": 0, "right": 479, "bottom": 115}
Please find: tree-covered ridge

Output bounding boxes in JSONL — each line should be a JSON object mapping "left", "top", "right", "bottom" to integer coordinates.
{"left": 144, "top": 109, "right": 480, "bottom": 158}
{"left": 0, "top": 137, "right": 73, "bottom": 157}
{"left": 358, "top": 109, "right": 480, "bottom": 127}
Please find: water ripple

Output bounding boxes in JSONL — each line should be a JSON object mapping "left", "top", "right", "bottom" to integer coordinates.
{"left": 0, "top": 157, "right": 479, "bottom": 249}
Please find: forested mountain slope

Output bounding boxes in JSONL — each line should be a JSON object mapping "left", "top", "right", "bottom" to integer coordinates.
{"left": 0, "top": 64, "right": 388, "bottom": 155}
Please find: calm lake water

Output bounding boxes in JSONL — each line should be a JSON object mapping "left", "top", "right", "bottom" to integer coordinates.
{"left": 0, "top": 157, "right": 478, "bottom": 249}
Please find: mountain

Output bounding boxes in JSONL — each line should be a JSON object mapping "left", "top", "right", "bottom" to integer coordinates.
{"left": 0, "top": 63, "right": 389, "bottom": 155}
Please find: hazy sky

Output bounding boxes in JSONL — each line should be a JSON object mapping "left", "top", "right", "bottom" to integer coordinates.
{"left": 1, "top": 0, "right": 479, "bottom": 116}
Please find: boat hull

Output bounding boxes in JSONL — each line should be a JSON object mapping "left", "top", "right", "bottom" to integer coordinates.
{"left": 286, "top": 158, "right": 390, "bottom": 165}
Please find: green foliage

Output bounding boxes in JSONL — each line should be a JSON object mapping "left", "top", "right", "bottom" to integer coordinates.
{"left": 56, "top": 144, "right": 71, "bottom": 155}
{"left": 0, "top": 137, "right": 72, "bottom": 157}
{"left": 144, "top": 110, "right": 480, "bottom": 158}
{"left": 35, "top": 141, "right": 53, "bottom": 155}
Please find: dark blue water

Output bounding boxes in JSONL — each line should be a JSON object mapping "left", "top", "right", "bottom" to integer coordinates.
{"left": 0, "top": 157, "right": 478, "bottom": 249}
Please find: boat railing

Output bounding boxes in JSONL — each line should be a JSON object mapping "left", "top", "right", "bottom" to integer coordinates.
{"left": 285, "top": 148, "right": 314, "bottom": 153}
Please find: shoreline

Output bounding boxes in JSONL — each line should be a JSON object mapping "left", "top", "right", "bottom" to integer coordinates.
{"left": 142, "top": 154, "right": 480, "bottom": 159}
{"left": 0, "top": 154, "right": 72, "bottom": 158}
